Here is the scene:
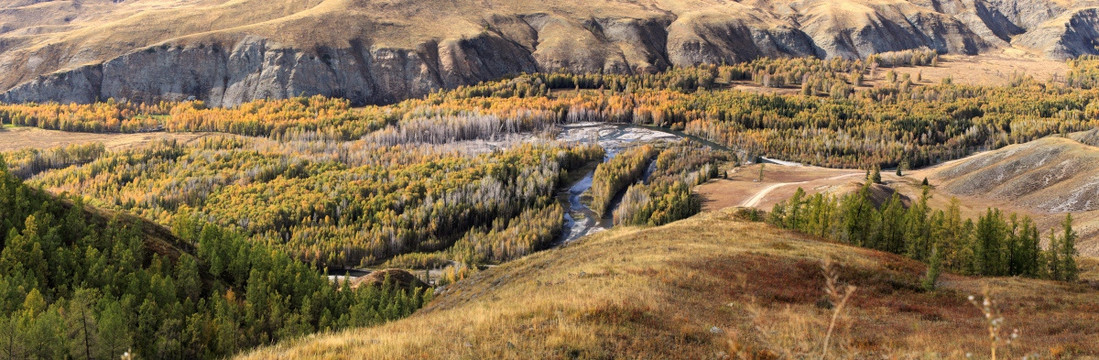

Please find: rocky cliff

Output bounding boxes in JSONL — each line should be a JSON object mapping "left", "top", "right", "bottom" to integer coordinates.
{"left": 1, "top": 0, "right": 1097, "bottom": 106}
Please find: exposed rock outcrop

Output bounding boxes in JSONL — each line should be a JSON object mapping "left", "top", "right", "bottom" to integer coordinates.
{"left": 1013, "top": 8, "right": 1099, "bottom": 59}
{"left": 2, "top": 0, "right": 1099, "bottom": 106}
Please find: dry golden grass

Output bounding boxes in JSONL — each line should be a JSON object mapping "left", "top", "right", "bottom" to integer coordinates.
{"left": 241, "top": 208, "right": 1099, "bottom": 359}
{"left": 871, "top": 51, "right": 1070, "bottom": 87}
{"left": 0, "top": 126, "right": 205, "bottom": 152}
{"left": 697, "top": 163, "right": 864, "bottom": 211}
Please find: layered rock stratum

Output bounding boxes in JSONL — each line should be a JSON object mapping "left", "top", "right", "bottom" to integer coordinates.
{"left": 1, "top": 0, "right": 1097, "bottom": 106}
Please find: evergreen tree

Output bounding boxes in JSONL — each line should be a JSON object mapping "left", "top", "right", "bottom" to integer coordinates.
{"left": 870, "top": 166, "right": 882, "bottom": 184}
{"left": 903, "top": 189, "right": 931, "bottom": 260}
{"left": 96, "top": 301, "right": 132, "bottom": 360}
{"left": 786, "top": 188, "right": 806, "bottom": 230}
{"left": 973, "top": 209, "right": 1006, "bottom": 276}
{"left": 0, "top": 314, "right": 25, "bottom": 359}
{"left": 1008, "top": 217, "right": 1041, "bottom": 277}
{"left": 1046, "top": 229, "right": 1062, "bottom": 281}
{"left": 880, "top": 193, "right": 907, "bottom": 254}
{"left": 64, "top": 289, "right": 99, "bottom": 360}
{"left": 1060, "top": 214, "right": 1079, "bottom": 281}
{"left": 921, "top": 247, "right": 942, "bottom": 291}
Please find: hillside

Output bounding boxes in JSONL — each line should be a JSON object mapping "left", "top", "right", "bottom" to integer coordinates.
{"left": 918, "top": 136, "right": 1099, "bottom": 255}
{"left": 931, "top": 136, "right": 1099, "bottom": 213}
{"left": 242, "top": 209, "right": 1099, "bottom": 359}
{"left": 1, "top": 0, "right": 1098, "bottom": 106}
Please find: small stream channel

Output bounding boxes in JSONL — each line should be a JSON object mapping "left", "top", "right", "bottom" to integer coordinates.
{"left": 554, "top": 123, "right": 682, "bottom": 244}
{"left": 332, "top": 122, "right": 731, "bottom": 280}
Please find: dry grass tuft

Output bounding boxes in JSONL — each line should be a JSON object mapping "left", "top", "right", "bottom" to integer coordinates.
{"left": 820, "top": 257, "right": 857, "bottom": 359}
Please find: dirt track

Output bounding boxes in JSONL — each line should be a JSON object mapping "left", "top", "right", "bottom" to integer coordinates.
{"left": 739, "top": 172, "right": 864, "bottom": 207}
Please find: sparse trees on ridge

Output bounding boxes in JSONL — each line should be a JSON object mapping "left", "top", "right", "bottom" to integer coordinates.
{"left": 767, "top": 183, "right": 1078, "bottom": 281}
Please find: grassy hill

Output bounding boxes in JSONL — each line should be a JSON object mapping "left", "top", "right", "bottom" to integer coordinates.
{"left": 916, "top": 135, "right": 1099, "bottom": 255}
{"left": 241, "top": 208, "right": 1099, "bottom": 359}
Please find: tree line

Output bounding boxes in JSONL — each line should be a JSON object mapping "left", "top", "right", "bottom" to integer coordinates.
{"left": 767, "top": 184, "right": 1078, "bottom": 281}
{"left": 588, "top": 145, "right": 658, "bottom": 218}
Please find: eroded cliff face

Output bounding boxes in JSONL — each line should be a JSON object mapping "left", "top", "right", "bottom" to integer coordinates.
{"left": 1014, "top": 8, "right": 1099, "bottom": 59}
{"left": 1, "top": 0, "right": 1098, "bottom": 106}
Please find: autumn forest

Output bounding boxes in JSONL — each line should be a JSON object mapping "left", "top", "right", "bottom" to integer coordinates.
{"left": 1, "top": 51, "right": 1097, "bottom": 358}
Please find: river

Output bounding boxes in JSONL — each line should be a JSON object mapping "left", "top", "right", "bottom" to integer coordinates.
{"left": 554, "top": 123, "right": 681, "bottom": 244}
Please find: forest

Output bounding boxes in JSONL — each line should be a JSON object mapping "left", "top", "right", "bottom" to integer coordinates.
{"left": 1, "top": 54, "right": 1094, "bottom": 273}
{"left": 2, "top": 51, "right": 1096, "bottom": 171}
{"left": 614, "top": 141, "right": 728, "bottom": 226}
{"left": 18, "top": 137, "right": 604, "bottom": 268}
{"left": 589, "top": 145, "right": 658, "bottom": 218}
{"left": 766, "top": 184, "right": 1079, "bottom": 284}
{"left": 0, "top": 50, "right": 1094, "bottom": 357}
{"left": 1067, "top": 55, "right": 1099, "bottom": 89}
{"left": 0, "top": 155, "right": 430, "bottom": 359}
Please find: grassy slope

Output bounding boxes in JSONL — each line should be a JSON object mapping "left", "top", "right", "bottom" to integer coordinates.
{"left": 0, "top": 127, "right": 205, "bottom": 152}
{"left": 910, "top": 135, "right": 1099, "bottom": 256}
{"left": 242, "top": 208, "right": 1099, "bottom": 359}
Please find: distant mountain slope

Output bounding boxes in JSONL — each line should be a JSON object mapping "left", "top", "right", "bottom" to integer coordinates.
{"left": 931, "top": 136, "right": 1099, "bottom": 213}
{"left": 0, "top": 0, "right": 1097, "bottom": 106}
{"left": 920, "top": 134, "right": 1099, "bottom": 255}
{"left": 241, "top": 209, "right": 1099, "bottom": 358}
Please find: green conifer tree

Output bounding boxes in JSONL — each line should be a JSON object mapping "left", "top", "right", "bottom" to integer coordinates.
{"left": 1060, "top": 214, "right": 1078, "bottom": 281}
{"left": 921, "top": 247, "right": 942, "bottom": 291}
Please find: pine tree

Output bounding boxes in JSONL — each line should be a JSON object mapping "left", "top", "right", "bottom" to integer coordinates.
{"left": 96, "top": 301, "right": 132, "bottom": 360}
{"left": 0, "top": 314, "right": 25, "bottom": 359}
{"left": 1060, "top": 214, "right": 1078, "bottom": 281}
{"left": 880, "top": 193, "right": 907, "bottom": 254}
{"left": 1009, "top": 217, "right": 1041, "bottom": 277}
{"left": 64, "top": 289, "right": 99, "bottom": 360}
{"left": 921, "top": 247, "right": 942, "bottom": 291}
{"left": 870, "top": 166, "right": 882, "bottom": 184}
{"left": 787, "top": 188, "right": 806, "bottom": 230}
{"left": 973, "top": 209, "right": 1006, "bottom": 276}
{"left": 903, "top": 188, "right": 932, "bottom": 260}
{"left": 1046, "top": 229, "right": 1062, "bottom": 280}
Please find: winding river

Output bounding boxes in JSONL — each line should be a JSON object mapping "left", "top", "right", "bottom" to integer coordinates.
{"left": 554, "top": 123, "right": 682, "bottom": 244}
{"left": 333, "top": 122, "right": 735, "bottom": 279}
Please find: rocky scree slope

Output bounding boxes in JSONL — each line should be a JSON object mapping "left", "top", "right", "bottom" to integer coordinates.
{"left": 1, "top": 0, "right": 1098, "bottom": 106}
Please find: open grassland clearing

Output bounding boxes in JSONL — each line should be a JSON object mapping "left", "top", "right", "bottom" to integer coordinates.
{"left": 870, "top": 51, "right": 1070, "bottom": 87}
{"left": 698, "top": 163, "right": 870, "bottom": 212}
{"left": 0, "top": 126, "right": 205, "bottom": 152}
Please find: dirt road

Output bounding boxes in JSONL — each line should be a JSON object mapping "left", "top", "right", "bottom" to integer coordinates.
{"left": 739, "top": 173, "right": 863, "bottom": 207}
